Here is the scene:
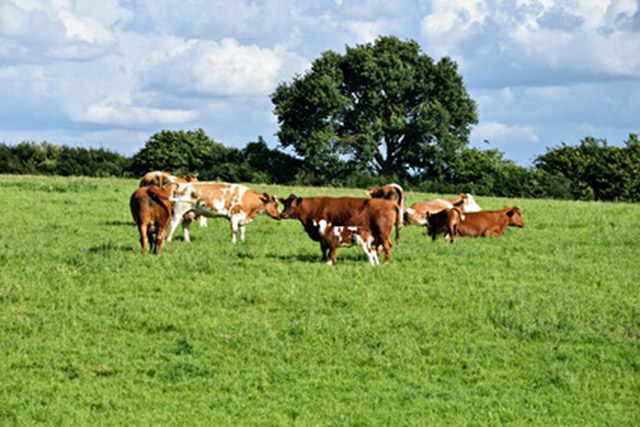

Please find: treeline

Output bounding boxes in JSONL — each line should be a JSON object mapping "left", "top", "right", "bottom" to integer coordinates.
{"left": 1, "top": 130, "right": 638, "bottom": 202}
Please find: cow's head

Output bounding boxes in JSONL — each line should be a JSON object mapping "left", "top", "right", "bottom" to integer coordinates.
{"left": 183, "top": 174, "right": 199, "bottom": 182}
{"left": 260, "top": 193, "right": 281, "bottom": 220}
{"left": 278, "top": 194, "right": 302, "bottom": 219}
{"left": 364, "top": 186, "right": 384, "bottom": 198}
{"left": 506, "top": 206, "right": 525, "bottom": 228}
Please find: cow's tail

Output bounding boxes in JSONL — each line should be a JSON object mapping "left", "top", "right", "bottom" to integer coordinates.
{"left": 393, "top": 202, "right": 402, "bottom": 245}
{"left": 147, "top": 186, "right": 173, "bottom": 219}
{"left": 389, "top": 184, "right": 405, "bottom": 244}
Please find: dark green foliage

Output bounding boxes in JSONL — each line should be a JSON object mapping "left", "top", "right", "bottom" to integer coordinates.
{"left": 271, "top": 36, "right": 478, "bottom": 181}
{"left": 535, "top": 135, "right": 640, "bottom": 201}
{"left": 0, "top": 141, "right": 130, "bottom": 177}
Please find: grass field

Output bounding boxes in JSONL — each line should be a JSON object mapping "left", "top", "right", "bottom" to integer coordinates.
{"left": 0, "top": 174, "right": 638, "bottom": 424}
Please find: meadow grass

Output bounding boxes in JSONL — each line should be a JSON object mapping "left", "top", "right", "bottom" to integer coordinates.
{"left": 0, "top": 174, "right": 638, "bottom": 425}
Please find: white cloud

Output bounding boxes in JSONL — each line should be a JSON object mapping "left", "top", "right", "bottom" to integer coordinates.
{"left": 474, "top": 121, "right": 539, "bottom": 142}
{"left": 142, "top": 38, "right": 308, "bottom": 97}
{"left": 343, "top": 20, "right": 391, "bottom": 43}
{"left": 74, "top": 101, "right": 197, "bottom": 127}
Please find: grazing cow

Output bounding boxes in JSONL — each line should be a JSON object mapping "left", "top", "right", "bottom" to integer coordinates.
{"left": 129, "top": 186, "right": 173, "bottom": 255}
{"left": 425, "top": 207, "right": 464, "bottom": 243}
{"left": 279, "top": 195, "right": 399, "bottom": 263}
{"left": 139, "top": 171, "right": 206, "bottom": 227}
{"left": 456, "top": 205, "right": 524, "bottom": 237}
{"left": 167, "top": 182, "right": 281, "bottom": 243}
{"left": 404, "top": 193, "right": 481, "bottom": 226}
{"left": 312, "top": 219, "right": 379, "bottom": 266}
{"left": 365, "top": 183, "right": 406, "bottom": 243}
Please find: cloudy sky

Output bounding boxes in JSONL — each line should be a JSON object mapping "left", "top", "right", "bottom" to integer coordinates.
{"left": 1, "top": 0, "right": 638, "bottom": 165}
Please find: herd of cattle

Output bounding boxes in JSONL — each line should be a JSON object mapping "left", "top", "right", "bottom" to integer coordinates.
{"left": 130, "top": 171, "right": 525, "bottom": 264}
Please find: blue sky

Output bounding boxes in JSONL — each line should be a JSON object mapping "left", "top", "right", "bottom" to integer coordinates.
{"left": 0, "top": 0, "right": 638, "bottom": 165}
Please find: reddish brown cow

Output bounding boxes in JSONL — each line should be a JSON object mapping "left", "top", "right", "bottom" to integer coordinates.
{"left": 279, "top": 195, "right": 399, "bottom": 263}
{"left": 130, "top": 186, "right": 173, "bottom": 255}
{"left": 456, "top": 205, "right": 524, "bottom": 237}
{"left": 426, "top": 207, "right": 464, "bottom": 243}
{"left": 365, "top": 183, "right": 406, "bottom": 243}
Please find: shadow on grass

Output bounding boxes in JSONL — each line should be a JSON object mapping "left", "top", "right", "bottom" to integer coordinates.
{"left": 89, "top": 243, "right": 136, "bottom": 253}
{"left": 266, "top": 253, "right": 323, "bottom": 263}
{"left": 104, "top": 220, "right": 135, "bottom": 227}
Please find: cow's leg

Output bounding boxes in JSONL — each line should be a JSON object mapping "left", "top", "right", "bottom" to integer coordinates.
{"left": 239, "top": 224, "right": 246, "bottom": 242}
{"left": 356, "top": 234, "right": 377, "bottom": 266}
{"left": 156, "top": 222, "right": 169, "bottom": 254}
{"left": 181, "top": 213, "right": 194, "bottom": 243}
{"left": 230, "top": 217, "right": 240, "bottom": 244}
{"left": 199, "top": 216, "right": 207, "bottom": 227}
{"left": 381, "top": 233, "right": 392, "bottom": 263}
{"left": 138, "top": 223, "right": 148, "bottom": 255}
{"left": 167, "top": 204, "right": 191, "bottom": 242}
{"left": 320, "top": 241, "right": 329, "bottom": 261}
{"left": 327, "top": 246, "right": 337, "bottom": 265}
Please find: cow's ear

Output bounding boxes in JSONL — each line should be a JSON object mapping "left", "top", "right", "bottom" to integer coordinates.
{"left": 260, "top": 192, "right": 269, "bottom": 203}
{"left": 364, "top": 189, "right": 372, "bottom": 196}
{"left": 278, "top": 197, "right": 286, "bottom": 205}
{"left": 506, "top": 210, "right": 515, "bottom": 217}
{"left": 503, "top": 205, "right": 509, "bottom": 210}
{"left": 295, "top": 197, "right": 303, "bottom": 206}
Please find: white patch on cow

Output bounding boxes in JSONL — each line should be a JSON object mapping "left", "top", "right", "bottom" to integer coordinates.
{"left": 347, "top": 226, "right": 358, "bottom": 232}
{"left": 436, "top": 199, "right": 454, "bottom": 209}
{"left": 318, "top": 220, "right": 328, "bottom": 235}
{"left": 463, "top": 194, "right": 482, "bottom": 213}
{"left": 406, "top": 207, "right": 415, "bottom": 215}
{"left": 333, "top": 226, "right": 342, "bottom": 237}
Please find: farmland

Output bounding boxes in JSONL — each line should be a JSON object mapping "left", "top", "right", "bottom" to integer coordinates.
{"left": 0, "top": 174, "right": 638, "bottom": 424}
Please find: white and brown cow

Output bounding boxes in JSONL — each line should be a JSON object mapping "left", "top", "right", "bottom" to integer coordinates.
{"left": 167, "top": 182, "right": 280, "bottom": 243}
{"left": 404, "top": 193, "right": 481, "bottom": 226}
{"left": 139, "top": 171, "right": 207, "bottom": 227}
{"left": 312, "top": 219, "right": 379, "bottom": 266}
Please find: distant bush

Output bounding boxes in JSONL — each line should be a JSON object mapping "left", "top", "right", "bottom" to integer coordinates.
{"left": 1, "top": 131, "right": 638, "bottom": 202}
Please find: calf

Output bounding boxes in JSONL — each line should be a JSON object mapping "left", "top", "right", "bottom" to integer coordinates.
{"left": 425, "top": 207, "right": 464, "bottom": 243}
{"left": 456, "top": 206, "right": 524, "bottom": 237}
{"left": 312, "top": 220, "right": 379, "bottom": 266}
{"left": 129, "top": 186, "right": 173, "bottom": 255}
{"left": 279, "top": 195, "right": 399, "bottom": 263}
{"left": 167, "top": 182, "right": 280, "bottom": 243}
{"left": 365, "top": 183, "right": 406, "bottom": 243}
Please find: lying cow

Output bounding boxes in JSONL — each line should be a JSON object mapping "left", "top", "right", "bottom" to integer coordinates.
{"left": 139, "top": 171, "right": 206, "bottom": 227}
{"left": 129, "top": 186, "right": 173, "bottom": 255}
{"left": 279, "top": 195, "right": 399, "bottom": 263}
{"left": 404, "top": 193, "right": 481, "bottom": 226}
{"left": 312, "top": 219, "right": 379, "bottom": 266}
{"left": 167, "top": 182, "right": 280, "bottom": 243}
{"left": 365, "top": 183, "right": 406, "bottom": 243}
{"left": 456, "top": 205, "right": 524, "bottom": 237}
{"left": 425, "top": 207, "right": 464, "bottom": 243}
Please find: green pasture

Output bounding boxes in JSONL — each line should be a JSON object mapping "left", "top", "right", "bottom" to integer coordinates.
{"left": 0, "top": 174, "right": 638, "bottom": 424}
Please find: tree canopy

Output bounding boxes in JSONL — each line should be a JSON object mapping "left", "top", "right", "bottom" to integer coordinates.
{"left": 271, "top": 36, "right": 478, "bottom": 181}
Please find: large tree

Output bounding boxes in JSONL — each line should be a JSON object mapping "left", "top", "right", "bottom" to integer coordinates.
{"left": 271, "top": 36, "right": 478, "bottom": 179}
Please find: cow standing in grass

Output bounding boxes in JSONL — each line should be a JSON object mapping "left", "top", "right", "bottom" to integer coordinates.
{"left": 130, "top": 186, "right": 173, "bottom": 255}
{"left": 365, "top": 183, "right": 406, "bottom": 243}
{"left": 425, "top": 207, "right": 464, "bottom": 243}
{"left": 139, "top": 171, "right": 206, "bottom": 227}
{"left": 167, "top": 182, "right": 281, "bottom": 243}
{"left": 279, "top": 195, "right": 399, "bottom": 263}
{"left": 312, "top": 219, "right": 380, "bottom": 266}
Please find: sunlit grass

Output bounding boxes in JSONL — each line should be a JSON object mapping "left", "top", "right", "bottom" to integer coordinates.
{"left": 0, "top": 174, "right": 638, "bottom": 424}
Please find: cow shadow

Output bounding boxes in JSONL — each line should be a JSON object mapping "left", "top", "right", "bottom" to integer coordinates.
{"left": 266, "top": 253, "right": 321, "bottom": 263}
{"left": 88, "top": 243, "right": 136, "bottom": 253}
{"left": 104, "top": 220, "right": 135, "bottom": 227}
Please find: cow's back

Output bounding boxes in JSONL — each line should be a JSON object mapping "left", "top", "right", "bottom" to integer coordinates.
{"left": 457, "top": 210, "right": 508, "bottom": 237}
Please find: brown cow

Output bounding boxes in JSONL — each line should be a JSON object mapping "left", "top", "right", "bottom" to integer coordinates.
{"left": 311, "top": 219, "right": 379, "bottom": 266}
{"left": 456, "top": 205, "right": 524, "bottom": 237}
{"left": 167, "top": 182, "right": 281, "bottom": 243}
{"left": 279, "top": 195, "right": 399, "bottom": 263}
{"left": 365, "top": 183, "right": 405, "bottom": 243}
{"left": 129, "top": 186, "right": 173, "bottom": 255}
{"left": 139, "top": 171, "right": 198, "bottom": 188}
{"left": 426, "top": 206, "right": 464, "bottom": 243}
